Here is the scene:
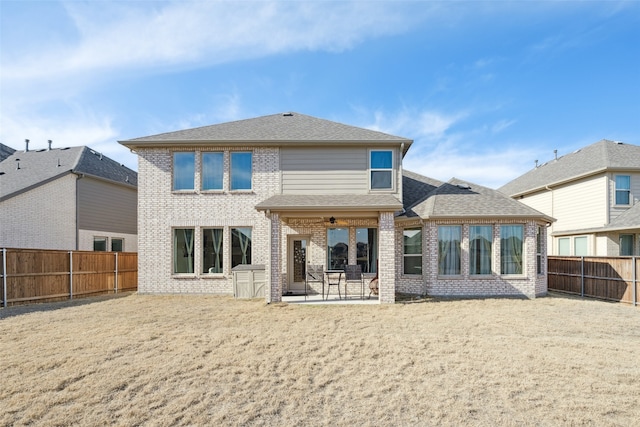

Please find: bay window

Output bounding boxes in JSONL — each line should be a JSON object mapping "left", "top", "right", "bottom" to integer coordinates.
{"left": 469, "top": 225, "right": 492, "bottom": 275}
{"left": 438, "top": 226, "right": 461, "bottom": 275}
{"left": 500, "top": 225, "right": 523, "bottom": 275}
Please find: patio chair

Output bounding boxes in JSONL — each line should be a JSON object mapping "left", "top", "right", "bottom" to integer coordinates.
{"left": 305, "top": 265, "right": 325, "bottom": 300}
{"left": 343, "top": 265, "right": 364, "bottom": 300}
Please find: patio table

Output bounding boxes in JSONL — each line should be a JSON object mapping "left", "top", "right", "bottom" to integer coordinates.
{"left": 324, "top": 270, "right": 344, "bottom": 300}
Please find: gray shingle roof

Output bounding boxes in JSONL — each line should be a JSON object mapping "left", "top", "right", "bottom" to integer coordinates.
{"left": 255, "top": 194, "right": 403, "bottom": 211}
{"left": 120, "top": 112, "right": 412, "bottom": 152}
{"left": 402, "top": 170, "right": 442, "bottom": 213}
{"left": 603, "top": 203, "right": 640, "bottom": 231}
{"left": 0, "top": 143, "right": 16, "bottom": 162}
{"left": 0, "top": 146, "right": 137, "bottom": 201}
{"left": 406, "top": 177, "right": 553, "bottom": 221}
{"left": 499, "top": 139, "right": 640, "bottom": 197}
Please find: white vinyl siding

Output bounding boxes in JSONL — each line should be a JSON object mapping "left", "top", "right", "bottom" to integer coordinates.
{"left": 281, "top": 147, "right": 368, "bottom": 194}
{"left": 279, "top": 146, "right": 404, "bottom": 195}
{"left": 552, "top": 175, "right": 607, "bottom": 232}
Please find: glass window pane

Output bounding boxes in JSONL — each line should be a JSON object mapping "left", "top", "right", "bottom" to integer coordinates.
{"left": 438, "top": 226, "right": 461, "bottom": 275}
{"left": 202, "top": 152, "right": 224, "bottom": 190}
{"left": 327, "top": 228, "right": 349, "bottom": 270}
{"left": 231, "top": 228, "right": 252, "bottom": 267}
{"left": 93, "top": 237, "right": 107, "bottom": 252}
{"left": 203, "top": 229, "right": 223, "bottom": 273}
{"left": 620, "top": 235, "right": 634, "bottom": 256}
{"left": 111, "top": 238, "right": 123, "bottom": 252}
{"left": 500, "top": 225, "right": 523, "bottom": 274}
{"left": 371, "top": 170, "right": 392, "bottom": 189}
{"left": 371, "top": 151, "right": 392, "bottom": 168}
{"left": 231, "top": 152, "right": 252, "bottom": 190}
{"left": 173, "top": 152, "right": 195, "bottom": 190}
{"left": 615, "top": 175, "right": 630, "bottom": 205}
{"left": 574, "top": 236, "right": 588, "bottom": 256}
{"left": 356, "top": 228, "right": 378, "bottom": 273}
{"left": 404, "top": 256, "right": 422, "bottom": 275}
{"left": 469, "top": 225, "right": 492, "bottom": 275}
{"left": 174, "top": 228, "right": 194, "bottom": 274}
{"left": 558, "top": 238, "right": 570, "bottom": 255}
{"left": 403, "top": 228, "right": 422, "bottom": 275}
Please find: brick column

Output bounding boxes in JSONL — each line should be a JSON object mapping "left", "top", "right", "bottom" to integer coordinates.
{"left": 378, "top": 211, "right": 396, "bottom": 304}
{"left": 268, "top": 212, "right": 282, "bottom": 303}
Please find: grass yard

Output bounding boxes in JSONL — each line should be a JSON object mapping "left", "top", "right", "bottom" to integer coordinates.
{"left": 1, "top": 293, "right": 639, "bottom": 426}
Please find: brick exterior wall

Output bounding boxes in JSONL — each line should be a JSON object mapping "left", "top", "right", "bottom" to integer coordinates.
{"left": 0, "top": 175, "right": 77, "bottom": 250}
{"left": 136, "top": 145, "right": 548, "bottom": 301}
{"left": 396, "top": 219, "right": 548, "bottom": 299}
{"left": 136, "top": 146, "right": 279, "bottom": 294}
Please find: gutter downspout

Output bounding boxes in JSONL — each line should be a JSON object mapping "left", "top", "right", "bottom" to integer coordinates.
{"left": 75, "top": 174, "right": 84, "bottom": 250}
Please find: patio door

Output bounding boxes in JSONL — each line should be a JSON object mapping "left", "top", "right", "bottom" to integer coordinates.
{"left": 288, "top": 235, "right": 309, "bottom": 294}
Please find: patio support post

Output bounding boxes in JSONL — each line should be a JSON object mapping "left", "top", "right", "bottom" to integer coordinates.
{"left": 268, "top": 212, "right": 282, "bottom": 303}
{"left": 2, "top": 248, "right": 7, "bottom": 308}
{"left": 378, "top": 211, "right": 396, "bottom": 304}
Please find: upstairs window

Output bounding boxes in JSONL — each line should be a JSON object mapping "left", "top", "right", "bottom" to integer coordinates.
{"left": 370, "top": 150, "right": 393, "bottom": 190}
{"left": 202, "top": 152, "right": 224, "bottom": 190}
{"left": 230, "top": 152, "right": 252, "bottom": 190}
{"left": 615, "top": 175, "right": 630, "bottom": 205}
{"left": 173, "top": 152, "right": 195, "bottom": 191}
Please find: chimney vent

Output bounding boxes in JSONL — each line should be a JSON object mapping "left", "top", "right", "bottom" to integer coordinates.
{"left": 48, "top": 140, "right": 52, "bottom": 150}
{"left": 554, "top": 149, "right": 558, "bottom": 160}
{"left": 25, "top": 139, "right": 30, "bottom": 152}
{"left": 535, "top": 160, "right": 539, "bottom": 168}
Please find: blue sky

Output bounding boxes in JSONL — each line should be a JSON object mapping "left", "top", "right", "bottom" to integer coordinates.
{"left": 1, "top": 1, "right": 638, "bottom": 188}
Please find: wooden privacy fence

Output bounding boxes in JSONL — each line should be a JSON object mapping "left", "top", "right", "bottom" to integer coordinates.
{"left": 1, "top": 248, "right": 137, "bottom": 307}
{"left": 548, "top": 256, "right": 639, "bottom": 306}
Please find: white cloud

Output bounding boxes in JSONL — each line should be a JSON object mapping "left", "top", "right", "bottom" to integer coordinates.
{"left": 2, "top": 1, "right": 428, "bottom": 85}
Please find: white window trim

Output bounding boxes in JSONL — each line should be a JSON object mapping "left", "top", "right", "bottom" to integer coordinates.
{"left": 614, "top": 174, "right": 631, "bottom": 206}
{"left": 369, "top": 149, "right": 394, "bottom": 192}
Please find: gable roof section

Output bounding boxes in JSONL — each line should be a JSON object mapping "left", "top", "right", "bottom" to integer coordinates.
{"left": 0, "top": 143, "right": 16, "bottom": 162}
{"left": 401, "top": 170, "right": 443, "bottom": 215}
{"left": 499, "top": 139, "right": 640, "bottom": 197}
{"left": 405, "top": 177, "right": 553, "bottom": 222}
{"left": 0, "top": 146, "right": 137, "bottom": 201}
{"left": 120, "top": 112, "right": 412, "bottom": 154}
{"left": 602, "top": 203, "right": 640, "bottom": 232}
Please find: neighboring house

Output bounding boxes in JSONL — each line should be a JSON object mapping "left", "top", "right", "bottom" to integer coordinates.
{"left": 499, "top": 139, "right": 640, "bottom": 256}
{"left": 0, "top": 141, "right": 138, "bottom": 251}
{"left": 0, "top": 143, "right": 16, "bottom": 162}
{"left": 120, "top": 112, "right": 551, "bottom": 303}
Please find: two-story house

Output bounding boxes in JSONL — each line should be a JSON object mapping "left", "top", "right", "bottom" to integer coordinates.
{"left": 0, "top": 141, "right": 138, "bottom": 251}
{"left": 120, "top": 112, "right": 551, "bottom": 303}
{"left": 499, "top": 139, "right": 640, "bottom": 256}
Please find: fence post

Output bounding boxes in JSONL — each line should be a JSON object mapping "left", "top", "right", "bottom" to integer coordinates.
{"left": 634, "top": 257, "right": 637, "bottom": 307}
{"left": 114, "top": 252, "right": 118, "bottom": 294}
{"left": 69, "top": 251, "right": 74, "bottom": 300}
{"left": 580, "top": 256, "right": 585, "bottom": 298}
{"left": 2, "top": 248, "right": 7, "bottom": 308}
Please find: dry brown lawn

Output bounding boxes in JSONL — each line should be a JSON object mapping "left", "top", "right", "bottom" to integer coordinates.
{"left": 1, "top": 293, "right": 639, "bottom": 426}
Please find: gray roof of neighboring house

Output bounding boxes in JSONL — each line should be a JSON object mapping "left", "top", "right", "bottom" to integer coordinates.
{"left": 120, "top": 112, "right": 413, "bottom": 154}
{"left": 0, "top": 145, "right": 137, "bottom": 201}
{"left": 0, "top": 143, "right": 16, "bottom": 162}
{"left": 603, "top": 203, "right": 640, "bottom": 232}
{"left": 499, "top": 139, "right": 640, "bottom": 197}
{"left": 402, "top": 176, "right": 553, "bottom": 222}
